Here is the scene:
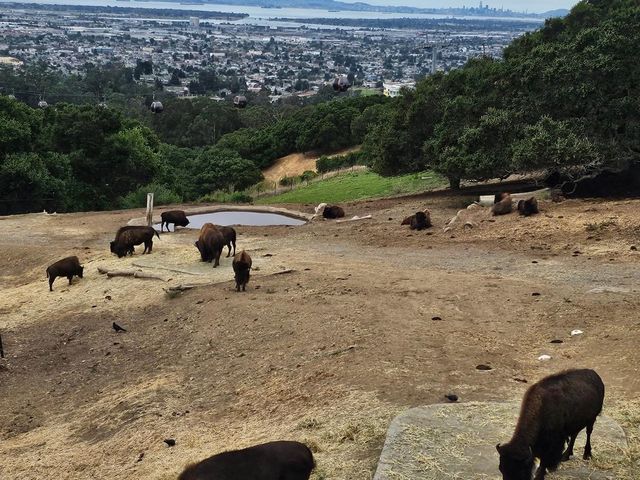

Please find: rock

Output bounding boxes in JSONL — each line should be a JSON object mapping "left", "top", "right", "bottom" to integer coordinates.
{"left": 444, "top": 394, "right": 458, "bottom": 402}
{"left": 571, "top": 329, "right": 584, "bottom": 336}
{"left": 631, "top": 246, "right": 637, "bottom": 251}
{"left": 538, "top": 354, "right": 552, "bottom": 361}
{"left": 463, "top": 222, "right": 476, "bottom": 229}
{"left": 373, "top": 403, "right": 627, "bottom": 480}
{"left": 164, "top": 439, "right": 176, "bottom": 447}
{"left": 550, "top": 339, "right": 564, "bottom": 344}
{"left": 432, "top": 316, "right": 443, "bottom": 321}
{"left": 532, "top": 292, "right": 541, "bottom": 296}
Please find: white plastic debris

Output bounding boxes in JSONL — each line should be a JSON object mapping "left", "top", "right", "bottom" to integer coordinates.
{"left": 571, "top": 329, "right": 584, "bottom": 336}
{"left": 538, "top": 354, "right": 552, "bottom": 361}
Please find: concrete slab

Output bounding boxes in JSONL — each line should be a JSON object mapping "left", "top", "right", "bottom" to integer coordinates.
{"left": 373, "top": 402, "right": 627, "bottom": 480}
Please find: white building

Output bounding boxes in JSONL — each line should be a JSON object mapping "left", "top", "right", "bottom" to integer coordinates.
{"left": 383, "top": 81, "right": 416, "bottom": 98}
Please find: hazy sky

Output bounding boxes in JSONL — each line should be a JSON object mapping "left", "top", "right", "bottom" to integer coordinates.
{"left": 340, "top": 1, "right": 577, "bottom": 13}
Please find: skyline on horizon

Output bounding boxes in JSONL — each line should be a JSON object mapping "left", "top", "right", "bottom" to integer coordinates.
{"left": 323, "top": 0, "right": 577, "bottom": 14}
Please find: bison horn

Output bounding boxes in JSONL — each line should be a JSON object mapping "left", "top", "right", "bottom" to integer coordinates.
{"left": 496, "top": 443, "right": 501, "bottom": 453}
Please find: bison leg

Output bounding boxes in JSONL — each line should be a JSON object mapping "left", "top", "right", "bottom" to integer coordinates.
{"left": 49, "top": 276, "right": 55, "bottom": 291}
{"left": 583, "top": 421, "right": 595, "bottom": 460}
{"left": 68, "top": 275, "right": 73, "bottom": 285}
{"left": 562, "top": 434, "right": 577, "bottom": 461}
{"left": 161, "top": 222, "right": 165, "bottom": 233}
{"left": 226, "top": 242, "right": 232, "bottom": 258}
{"left": 232, "top": 240, "right": 236, "bottom": 257}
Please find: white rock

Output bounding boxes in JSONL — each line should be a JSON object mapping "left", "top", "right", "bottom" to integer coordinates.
{"left": 571, "top": 329, "right": 584, "bottom": 336}
{"left": 538, "top": 354, "right": 552, "bottom": 361}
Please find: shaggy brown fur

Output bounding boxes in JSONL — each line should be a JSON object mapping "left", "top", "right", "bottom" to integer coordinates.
{"left": 46, "top": 256, "right": 84, "bottom": 291}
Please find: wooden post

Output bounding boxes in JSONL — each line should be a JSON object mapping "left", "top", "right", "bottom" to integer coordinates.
{"left": 0, "top": 333, "right": 4, "bottom": 358}
{"left": 146, "top": 192, "right": 154, "bottom": 227}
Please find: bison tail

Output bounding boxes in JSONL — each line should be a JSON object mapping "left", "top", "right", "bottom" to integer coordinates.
{"left": 154, "top": 229, "right": 161, "bottom": 239}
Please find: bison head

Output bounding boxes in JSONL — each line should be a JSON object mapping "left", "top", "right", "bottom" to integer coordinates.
{"left": 496, "top": 443, "right": 534, "bottom": 480}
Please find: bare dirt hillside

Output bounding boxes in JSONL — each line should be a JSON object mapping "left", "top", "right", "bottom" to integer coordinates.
{"left": 262, "top": 147, "right": 361, "bottom": 182}
{"left": 1, "top": 196, "right": 639, "bottom": 479}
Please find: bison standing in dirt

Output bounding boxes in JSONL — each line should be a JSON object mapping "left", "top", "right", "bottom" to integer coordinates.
{"left": 46, "top": 256, "right": 84, "bottom": 291}
{"left": 323, "top": 205, "right": 345, "bottom": 219}
{"left": 517, "top": 197, "right": 539, "bottom": 217}
{"left": 492, "top": 193, "right": 513, "bottom": 216}
{"left": 110, "top": 226, "right": 160, "bottom": 258}
{"left": 178, "top": 441, "right": 315, "bottom": 480}
{"left": 232, "top": 250, "right": 252, "bottom": 292}
{"left": 215, "top": 225, "right": 237, "bottom": 257}
{"left": 194, "top": 223, "right": 225, "bottom": 267}
{"left": 160, "top": 210, "right": 190, "bottom": 232}
{"left": 497, "top": 369, "right": 604, "bottom": 480}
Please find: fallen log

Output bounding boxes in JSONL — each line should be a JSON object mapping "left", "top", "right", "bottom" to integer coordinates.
{"left": 97, "top": 267, "right": 167, "bottom": 281}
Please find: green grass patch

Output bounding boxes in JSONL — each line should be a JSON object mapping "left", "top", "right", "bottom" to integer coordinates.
{"left": 255, "top": 170, "right": 446, "bottom": 205}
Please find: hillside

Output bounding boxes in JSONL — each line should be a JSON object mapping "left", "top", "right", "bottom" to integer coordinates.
{"left": 261, "top": 147, "right": 361, "bottom": 183}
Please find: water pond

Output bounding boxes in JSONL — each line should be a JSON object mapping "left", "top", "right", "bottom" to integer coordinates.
{"left": 184, "top": 211, "right": 306, "bottom": 229}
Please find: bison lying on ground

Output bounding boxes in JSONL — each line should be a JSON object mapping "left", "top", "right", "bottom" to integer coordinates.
{"left": 215, "top": 225, "right": 237, "bottom": 257}
{"left": 110, "top": 226, "right": 160, "bottom": 258}
{"left": 160, "top": 210, "right": 189, "bottom": 232}
{"left": 47, "top": 256, "right": 84, "bottom": 291}
{"left": 402, "top": 209, "right": 432, "bottom": 230}
{"left": 178, "top": 441, "right": 315, "bottom": 480}
{"left": 517, "top": 197, "right": 539, "bottom": 217}
{"left": 323, "top": 205, "right": 345, "bottom": 219}
{"left": 491, "top": 193, "right": 513, "bottom": 216}
{"left": 497, "top": 368, "right": 604, "bottom": 480}
{"left": 232, "top": 250, "right": 252, "bottom": 292}
{"left": 194, "top": 223, "right": 225, "bottom": 267}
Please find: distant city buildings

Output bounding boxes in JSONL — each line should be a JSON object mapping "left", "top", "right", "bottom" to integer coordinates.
{"left": 0, "top": 4, "right": 537, "bottom": 101}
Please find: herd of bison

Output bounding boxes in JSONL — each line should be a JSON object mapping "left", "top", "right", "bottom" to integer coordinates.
{"left": 41, "top": 196, "right": 610, "bottom": 480}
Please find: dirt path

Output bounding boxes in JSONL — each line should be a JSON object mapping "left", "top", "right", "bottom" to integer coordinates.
{"left": 0, "top": 196, "right": 639, "bottom": 479}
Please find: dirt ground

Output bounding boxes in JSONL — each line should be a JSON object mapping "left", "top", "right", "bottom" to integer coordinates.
{"left": 1, "top": 195, "right": 639, "bottom": 480}
{"left": 262, "top": 147, "right": 361, "bottom": 182}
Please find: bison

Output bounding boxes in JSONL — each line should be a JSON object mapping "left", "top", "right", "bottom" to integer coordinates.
{"left": 497, "top": 369, "right": 605, "bottom": 480}
{"left": 517, "top": 197, "right": 539, "bottom": 217}
{"left": 323, "top": 205, "right": 345, "bottom": 219}
{"left": 402, "top": 209, "right": 432, "bottom": 230}
{"left": 232, "top": 250, "right": 252, "bottom": 292}
{"left": 491, "top": 193, "right": 513, "bottom": 216}
{"left": 160, "top": 210, "right": 190, "bottom": 232}
{"left": 178, "top": 441, "right": 315, "bottom": 480}
{"left": 110, "top": 226, "right": 160, "bottom": 258}
{"left": 46, "top": 256, "right": 84, "bottom": 291}
{"left": 215, "top": 225, "right": 237, "bottom": 258}
{"left": 195, "top": 223, "right": 225, "bottom": 267}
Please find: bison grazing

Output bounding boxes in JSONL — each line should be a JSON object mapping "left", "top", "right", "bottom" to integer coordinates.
{"left": 110, "top": 226, "right": 160, "bottom": 258}
{"left": 160, "top": 210, "right": 190, "bottom": 232}
{"left": 322, "top": 205, "right": 345, "bottom": 219}
{"left": 216, "top": 225, "right": 237, "bottom": 257}
{"left": 232, "top": 250, "right": 252, "bottom": 292}
{"left": 195, "top": 223, "right": 225, "bottom": 267}
{"left": 46, "top": 256, "right": 84, "bottom": 291}
{"left": 491, "top": 193, "right": 513, "bottom": 216}
{"left": 178, "top": 441, "right": 315, "bottom": 480}
{"left": 497, "top": 369, "right": 605, "bottom": 480}
{"left": 517, "top": 197, "right": 539, "bottom": 217}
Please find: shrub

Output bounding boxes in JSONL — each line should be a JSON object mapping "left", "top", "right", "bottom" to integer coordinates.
{"left": 119, "top": 183, "right": 182, "bottom": 209}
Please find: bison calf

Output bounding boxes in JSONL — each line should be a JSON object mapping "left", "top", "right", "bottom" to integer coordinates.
{"left": 232, "top": 250, "right": 252, "bottom": 292}
{"left": 497, "top": 369, "right": 605, "bottom": 480}
{"left": 402, "top": 209, "right": 432, "bottom": 229}
{"left": 491, "top": 193, "right": 513, "bottom": 216}
{"left": 161, "top": 210, "right": 190, "bottom": 232}
{"left": 178, "top": 441, "right": 315, "bottom": 480}
{"left": 323, "top": 205, "right": 345, "bottom": 219}
{"left": 517, "top": 197, "right": 539, "bottom": 217}
{"left": 46, "top": 256, "right": 84, "bottom": 291}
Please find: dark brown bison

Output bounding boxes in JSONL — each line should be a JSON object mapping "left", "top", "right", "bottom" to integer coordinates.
{"left": 323, "top": 205, "right": 345, "bottom": 219}
{"left": 215, "top": 225, "right": 237, "bottom": 257}
{"left": 194, "top": 223, "right": 225, "bottom": 267}
{"left": 494, "top": 192, "right": 510, "bottom": 204}
{"left": 517, "top": 197, "right": 539, "bottom": 217}
{"left": 160, "top": 210, "right": 190, "bottom": 232}
{"left": 46, "top": 256, "right": 84, "bottom": 291}
{"left": 497, "top": 369, "right": 604, "bottom": 480}
{"left": 491, "top": 193, "right": 513, "bottom": 216}
{"left": 110, "top": 226, "right": 160, "bottom": 258}
{"left": 178, "top": 441, "right": 315, "bottom": 480}
{"left": 232, "top": 250, "right": 252, "bottom": 292}
{"left": 402, "top": 209, "right": 432, "bottom": 229}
